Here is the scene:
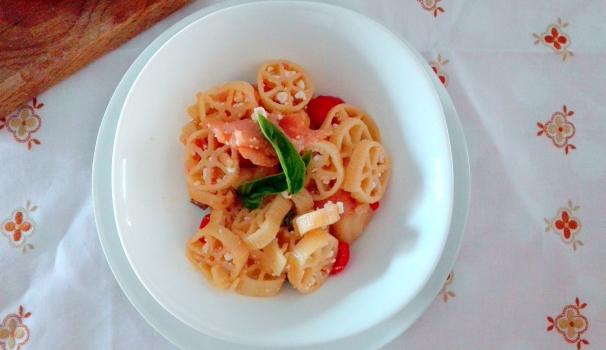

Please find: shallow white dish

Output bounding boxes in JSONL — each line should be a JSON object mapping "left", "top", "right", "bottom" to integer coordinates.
{"left": 109, "top": 0, "right": 453, "bottom": 347}
{"left": 93, "top": 1, "right": 469, "bottom": 349}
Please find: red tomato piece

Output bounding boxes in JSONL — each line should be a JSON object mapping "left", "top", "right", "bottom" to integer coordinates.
{"left": 199, "top": 214, "right": 211, "bottom": 229}
{"left": 330, "top": 241, "right": 350, "bottom": 275}
{"left": 198, "top": 214, "right": 211, "bottom": 244}
{"left": 194, "top": 139, "right": 205, "bottom": 149}
{"left": 306, "top": 96, "right": 345, "bottom": 129}
{"left": 370, "top": 201, "right": 379, "bottom": 211}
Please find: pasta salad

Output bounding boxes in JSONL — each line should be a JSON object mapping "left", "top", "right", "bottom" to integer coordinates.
{"left": 181, "top": 60, "right": 391, "bottom": 296}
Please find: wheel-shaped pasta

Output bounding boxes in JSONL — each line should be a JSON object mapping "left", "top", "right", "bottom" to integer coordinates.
{"left": 179, "top": 120, "right": 199, "bottom": 145}
{"left": 236, "top": 258, "right": 286, "bottom": 297}
{"left": 287, "top": 229, "right": 338, "bottom": 294}
{"left": 257, "top": 60, "right": 314, "bottom": 114}
{"left": 185, "top": 223, "right": 249, "bottom": 288}
{"left": 206, "top": 202, "right": 241, "bottom": 228}
{"left": 291, "top": 188, "right": 314, "bottom": 215}
{"left": 184, "top": 128, "right": 239, "bottom": 192}
{"left": 187, "top": 81, "right": 258, "bottom": 124}
{"left": 188, "top": 183, "right": 235, "bottom": 210}
{"left": 305, "top": 141, "right": 344, "bottom": 201}
{"left": 294, "top": 202, "right": 341, "bottom": 235}
{"left": 276, "top": 227, "right": 301, "bottom": 258}
{"left": 320, "top": 104, "right": 381, "bottom": 142}
{"left": 251, "top": 238, "right": 288, "bottom": 277}
{"left": 343, "top": 140, "right": 391, "bottom": 203}
{"left": 230, "top": 195, "right": 293, "bottom": 250}
{"left": 329, "top": 118, "right": 373, "bottom": 162}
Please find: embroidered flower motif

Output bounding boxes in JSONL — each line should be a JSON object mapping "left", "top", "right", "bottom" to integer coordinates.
{"left": 438, "top": 270, "right": 456, "bottom": 302}
{"left": 537, "top": 105, "right": 576, "bottom": 154}
{"left": 1, "top": 201, "right": 37, "bottom": 254}
{"left": 0, "top": 98, "right": 43, "bottom": 150}
{"left": 533, "top": 18, "right": 574, "bottom": 61}
{"left": 0, "top": 306, "right": 31, "bottom": 350}
{"left": 416, "top": 0, "right": 444, "bottom": 17}
{"left": 544, "top": 200, "right": 583, "bottom": 251}
{"left": 428, "top": 54, "right": 449, "bottom": 87}
{"left": 547, "top": 298, "right": 589, "bottom": 349}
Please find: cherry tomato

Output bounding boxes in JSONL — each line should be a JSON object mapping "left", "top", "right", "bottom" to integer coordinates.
{"left": 194, "top": 139, "right": 205, "bottom": 149}
{"left": 199, "top": 214, "right": 211, "bottom": 229}
{"left": 370, "top": 201, "right": 380, "bottom": 211}
{"left": 306, "top": 96, "right": 345, "bottom": 129}
{"left": 330, "top": 241, "right": 350, "bottom": 275}
{"left": 198, "top": 214, "right": 211, "bottom": 244}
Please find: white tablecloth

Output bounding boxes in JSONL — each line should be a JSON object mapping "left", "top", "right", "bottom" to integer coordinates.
{"left": 1, "top": 0, "right": 605, "bottom": 349}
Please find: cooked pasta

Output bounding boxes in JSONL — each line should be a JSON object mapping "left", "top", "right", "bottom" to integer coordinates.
{"left": 321, "top": 104, "right": 381, "bottom": 142}
{"left": 257, "top": 60, "right": 314, "bottom": 114}
{"left": 343, "top": 140, "right": 391, "bottom": 203}
{"left": 182, "top": 60, "right": 391, "bottom": 296}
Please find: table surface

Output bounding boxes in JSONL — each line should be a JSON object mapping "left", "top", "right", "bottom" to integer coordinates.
{"left": 1, "top": 0, "right": 605, "bottom": 349}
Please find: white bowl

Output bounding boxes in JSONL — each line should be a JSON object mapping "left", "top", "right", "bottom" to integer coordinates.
{"left": 111, "top": 1, "right": 453, "bottom": 347}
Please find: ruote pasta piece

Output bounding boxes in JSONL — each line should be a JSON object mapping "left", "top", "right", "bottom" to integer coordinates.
{"left": 251, "top": 238, "right": 288, "bottom": 277}
{"left": 187, "top": 81, "right": 258, "bottom": 124}
{"left": 179, "top": 120, "right": 199, "bottom": 145}
{"left": 276, "top": 227, "right": 301, "bottom": 259}
{"left": 206, "top": 202, "right": 241, "bottom": 228}
{"left": 304, "top": 141, "right": 344, "bottom": 201}
{"left": 290, "top": 188, "right": 314, "bottom": 215}
{"left": 344, "top": 140, "right": 391, "bottom": 203}
{"left": 257, "top": 60, "right": 314, "bottom": 114}
{"left": 320, "top": 104, "right": 381, "bottom": 142}
{"left": 287, "top": 229, "right": 338, "bottom": 294}
{"left": 230, "top": 195, "right": 292, "bottom": 250}
{"left": 184, "top": 128, "right": 240, "bottom": 192}
{"left": 329, "top": 118, "right": 373, "bottom": 164}
{"left": 185, "top": 223, "right": 249, "bottom": 289}
{"left": 188, "top": 183, "right": 235, "bottom": 210}
{"left": 236, "top": 258, "right": 286, "bottom": 297}
{"left": 294, "top": 202, "right": 341, "bottom": 235}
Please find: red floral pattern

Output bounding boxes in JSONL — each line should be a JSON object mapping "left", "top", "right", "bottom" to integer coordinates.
{"left": 0, "top": 201, "right": 37, "bottom": 254}
{"left": 0, "top": 98, "right": 43, "bottom": 150}
{"left": 547, "top": 298, "right": 589, "bottom": 349}
{"left": 537, "top": 105, "right": 576, "bottom": 154}
{"left": 416, "top": 0, "right": 445, "bottom": 17}
{"left": 0, "top": 306, "right": 31, "bottom": 350}
{"left": 428, "top": 54, "right": 449, "bottom": 87}
{"left": 544, "top": 200, "right": 583, "bottom": 251}
{"left": 438, "top": 270, "right": 456, "bottom": 302}
{"left": 533, "top": 18, "right": 574, "bottom": 61}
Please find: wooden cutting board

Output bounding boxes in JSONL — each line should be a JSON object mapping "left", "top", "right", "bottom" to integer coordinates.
{"left": 0, "top": 0, "right": 195, "bottom": 118}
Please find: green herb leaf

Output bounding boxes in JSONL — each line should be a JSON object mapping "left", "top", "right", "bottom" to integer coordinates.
{"left": 237, "top": 151, "right": 311, "bottom": 210}
{"left": 257, "top": 114, "right": 306, "bottom": 194}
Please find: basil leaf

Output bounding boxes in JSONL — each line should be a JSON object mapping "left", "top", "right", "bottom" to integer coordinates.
{"left": 257, "top": 114, "right": 306, "bottom": 194}
{"left": 241, "top": 192, "right": 269, "bottom": 210}
{"left": 237, "top": 151, "right": 312, "bottom": 210}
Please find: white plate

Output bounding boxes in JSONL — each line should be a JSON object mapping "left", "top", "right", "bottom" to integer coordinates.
{"left": 93, "top": 1, "right": 469, "bottom": 349}
{"left": 110, "top": 0, "right": 453, "bottom": 347}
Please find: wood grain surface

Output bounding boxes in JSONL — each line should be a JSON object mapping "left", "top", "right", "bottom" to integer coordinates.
{"left": 0, "top": 0, "right": 195, "bottom": 117}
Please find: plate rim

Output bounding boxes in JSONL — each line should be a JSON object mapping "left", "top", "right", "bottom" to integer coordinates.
{"left": 109, "top": 0, "right": 453, "bottom": 346}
